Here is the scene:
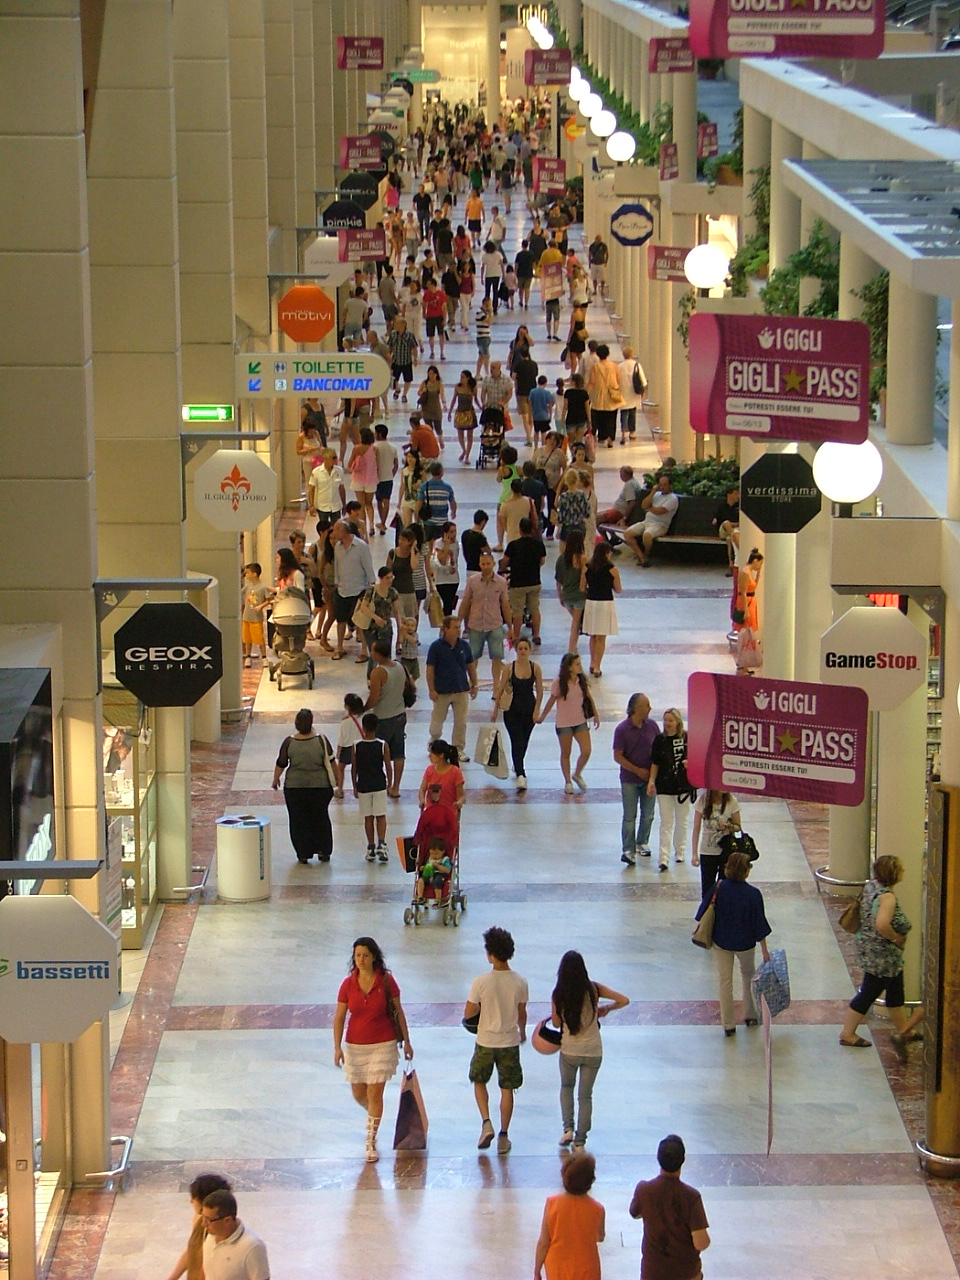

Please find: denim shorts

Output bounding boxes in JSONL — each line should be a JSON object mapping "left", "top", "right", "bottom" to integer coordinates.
{"left": 477, "top": 337, "right": 491, "bottom": 356}
{"left": 468, "top": 627, "right": 504, "bottom": 661}
{"left": 556, "top": 722, "right": 588, "bottom": 738}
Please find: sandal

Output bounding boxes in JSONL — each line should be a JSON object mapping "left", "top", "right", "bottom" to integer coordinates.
{"left": 839, "top": 1036, "right": 872, "bottom": 1048}
{"left": 331, "top": 651, "right": 345, "bottom": 661}
{"left": 355, "top": 655, "right": 367, "bottom": 663}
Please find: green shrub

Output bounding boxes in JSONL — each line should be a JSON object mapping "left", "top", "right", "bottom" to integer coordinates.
{"left": 643, "top": 456, "right": 741, "bottom": 498}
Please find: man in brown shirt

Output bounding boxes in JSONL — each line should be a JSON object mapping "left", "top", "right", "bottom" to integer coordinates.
{"left": 629, "top": 1135, "right": 710, "bottom": 1280}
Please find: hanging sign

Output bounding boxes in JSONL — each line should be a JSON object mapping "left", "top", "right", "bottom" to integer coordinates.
{"left": 610, "top": 203, "right": 654, "bottom": 248}
{"left": 523, "top": 48, "right": 573, "bottom": 86}
{"left": 0, "top": 896, "right": 116, "bottom": 1043}
{"left": 339, "top": 136, "right": 383, "bottom": 170}
{"left": 392, "top": 68, "right": 441, "bottom": 84}
{"left": 236, "top": 352, "right": 392, "bottom": 399}
{"left": 740, "top": 453, "right": 822, "bottom": 534}
{"left": 533, "top": 156, "right": 567, "bottom": 194}
{"left": 540, "top": 260, "right": 565, "bottom": 302}
{"left": 688, "top": 314, "right": 871, "bottom": 444}
{"left": 336, "top": 36, "right": 384, "bottom": 70}
{"left": 688, "top": 0, "right": 884, "bottom": 59}
{"left": 321, "top": 199, "right": 367, "bottom": 230}
{"left": 113, "top": 604, "right": 223, "bottom": 708}
{"left": 820, "top": 607, "right": 927, "bottom": 711}
{"left": 659, "top": 143, "right": 679, "bottom": 181}
{"left": 687, "top": 672, "right": 869, "bottom": 805}
{"left": 338, "top": 228, "right": 387, "bottom": 262}
{"left": 277, "top": 283, "right": 335, "bottom": 343}
{"left": 194, "top": 448, "right": 278, "bottom": 532}
{"left": 340, "top": 172, "right": 380, "bottom": 211}
{"left": 648, "top": 37, "right": 696, "bottom": 73}
{"left": 697, "top": 122, "right": 719, "bottom": 159}
{"left": 647, "top": 244, "right": 690, "bottom": 282}
{"left": 564, "top": 115, "right": 586, "bottom": 143}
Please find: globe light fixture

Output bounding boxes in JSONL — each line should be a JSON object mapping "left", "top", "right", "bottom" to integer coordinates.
{"left": 580, "top": 91, "right": 603, "bottom": 118}
{"left": 570, "top": 65, "right": 583, "bottom": 86}
{"left": 538, "top": 29, "right": 555, "bottom": 48}
{"left": 605, "top": 131, "right": 637, "bottom": 162}
{"left": 569, "top": 77, "right": 589, "bottom": 103}
{"left": 813, "top": 440, "right": 883, "bottom": 507}
{"left": 589, "top": 109, "right": 617, "bottom": 138}
{"left": 684, "top": 243, "right": 730, "bottom": 290}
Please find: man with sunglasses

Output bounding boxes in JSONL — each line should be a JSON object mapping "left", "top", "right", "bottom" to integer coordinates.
{"left": 201, "top": 1189, "right": 270, "bottom": 1280}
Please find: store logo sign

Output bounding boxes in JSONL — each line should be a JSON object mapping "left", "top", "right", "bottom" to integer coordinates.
{"left": 819, "top": 607, "right": 926, "bottom": 711}
{"left": 220, "top": 464, "right": 254, "bottom": 512}
{"left": 14, "top": 959, "right": 112, "bottom": 980}
{"left": 194, "top": 449, "right": 278, "bottom": 532}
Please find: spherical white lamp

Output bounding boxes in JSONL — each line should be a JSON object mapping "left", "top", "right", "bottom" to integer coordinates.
{"left": 538, "top": 29, "right": 555, "bottom": 48}
{"left": 589, "top": 109, "right": 617, "bottom": 138}
{"left": 684, "top": 243, "right": 730, "bottom": 290}
{"left": 569, "top": 77, "right": 589, "bottom": 103}
{"left": 580, "top": 91, "right": 603, "bottom": 118}
{"left": 605, "top": 131, "right": 637, "bottom": 162}
{"left": 812, "top": 440, "right": 883, "bottom": 507}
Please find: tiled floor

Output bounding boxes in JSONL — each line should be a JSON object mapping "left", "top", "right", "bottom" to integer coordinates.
{"left": 55, "top": 173, "right": 959, "bottom": 1280}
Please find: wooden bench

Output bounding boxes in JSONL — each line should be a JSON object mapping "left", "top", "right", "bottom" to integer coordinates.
{"left": 599, "top": 494, "right": 728, "bottom": 562}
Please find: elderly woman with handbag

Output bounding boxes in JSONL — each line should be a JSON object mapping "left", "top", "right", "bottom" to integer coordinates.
{"left": 694, "top": 852, "right": 771, "bottom": 1037}
{"left": 490, "top": 636, "right": 543, "bottom": 790}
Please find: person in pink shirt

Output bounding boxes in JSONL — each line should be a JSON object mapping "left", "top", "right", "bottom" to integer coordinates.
{"left": 347, "top": 426, "right": 380, "bottom": 538}
{"left": 537, "top": 653, "right": 600, "bottom": 794}
{"left": 458, "top": 550, "right": 511, "bottom": 692}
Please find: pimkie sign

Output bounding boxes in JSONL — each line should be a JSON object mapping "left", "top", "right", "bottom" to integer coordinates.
{"left": 688, "top": 0, "right": 884, "bottom": 60}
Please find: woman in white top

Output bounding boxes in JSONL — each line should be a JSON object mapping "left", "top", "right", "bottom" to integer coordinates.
{"left": 432, "top": 520, "right": 461, "bottom": 615}
{"left": 551, "top": 951, "right": 629, "bottom": 1150}
{"left": 691, "top": 789, "right": 742, "bottom": 900}
{"left": 616, "top": 345, "right": 647, "bottom": 445}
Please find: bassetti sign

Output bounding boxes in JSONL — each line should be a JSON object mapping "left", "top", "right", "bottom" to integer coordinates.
{"left": 194, "top": 448, "right": 278, "bottom": 532}
{"left": 113, "top": 603, "right": 223, "bottom": 707}
{"left": 819, "top": 606, "right": 927, "bottom": 711}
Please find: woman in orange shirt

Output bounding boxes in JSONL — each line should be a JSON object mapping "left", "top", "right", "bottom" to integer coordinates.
{"left": 535, "top": 1153, "right": 606, "bottom": 1280}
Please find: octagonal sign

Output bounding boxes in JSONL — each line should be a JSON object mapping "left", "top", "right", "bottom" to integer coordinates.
{"left": 277, "top": 284, "right": 335, "bottom": 343}
{"left": 194, "top": 448, "right": 278, "bottom": 532}
{"left": 114, "top": 603, "right": 223, "bottom": 707}
{"left": 820, "top": 606, "right": 926, "bottom": 711}
{"left": 0, "top": 896, "right": 115, "bottom": 1043}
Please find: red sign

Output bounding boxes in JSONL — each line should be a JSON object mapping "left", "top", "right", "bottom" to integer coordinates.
{"left": 647, "top": 244, "right": 689, "bottom": 283}
{"left": 689, "top": 0, "right": 884, "bottom": 60}
{"left": 339, "top": 135, "right": 383, "bottom": 170}
{"left": 648, "top": 37, "right": 695, "bottom": 73}
{"left": 687, "top": 672, "right": 869, "bottom": 806}
{"left": 277, "top": 284, "right": 335, "bottom": 343}
{"left": 523, "top": 48, "right": 573, "bottom": 86}
{"left": 337, "top": 228, "right": 387, "bottom": 262}
{"left": 533, "top": 156, "right": 566, "bottom": 194}
{"left": 688, "top": 313, "right": 871, "bottom": 444}
{"left": 659, "top": 143, "right": 679, "bottom": 181}
{"left": 697, "top": 122, "right": 719, "bottom": 159}
{"left": 336, "top": 36, "right": 384, "bottom": 70}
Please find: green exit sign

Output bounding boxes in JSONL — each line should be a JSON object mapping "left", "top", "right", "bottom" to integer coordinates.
{"left": 181, "top": 404, "right": 235, "bottom": 422}
{"left": 392, "top": 68, "right": 441, "bottom": 83}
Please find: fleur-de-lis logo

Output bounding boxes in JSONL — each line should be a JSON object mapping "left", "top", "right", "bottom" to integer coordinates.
{"left": 221, "top": 464, "right": 251, "bottom": 512}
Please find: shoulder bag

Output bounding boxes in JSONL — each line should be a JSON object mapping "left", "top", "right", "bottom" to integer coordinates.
{"left": 352, "top": 588, "right": 377, "bottom": 632}
{"left": 692, "top": 884, "right": 719, "bottom": 949}
{"left": 839, "top": 894, "right": 862, "bottom": 934}
{"left": 383, "top": 975, "right": 404, "bottom": 1044}
{"left": 319, "top": 734, "right": 338, "bottom": 791}
{"left": 498, "top": 663, "right": 515, "bottom": 712}
{"left": 718, "top": 829, "right": 760, "bottom": 862}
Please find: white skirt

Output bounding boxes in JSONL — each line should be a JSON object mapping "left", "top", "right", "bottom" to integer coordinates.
{"left": 582, "top": 599, "right": 619, "bottom": 637}
{"left": 343, "top": 1039, "right": 400, "bottom": 1084}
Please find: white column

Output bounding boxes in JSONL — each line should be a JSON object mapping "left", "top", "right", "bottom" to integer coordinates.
{"left": 486, "top": 0, "right": 500, "bottom": 123}
{"left": 314, "top": 0, "right": 336, "bottom": 194}
{"left": 229, "top": 0, "right": 271, "bottom": 334}
{"left": 949, "top": 301, "right": 960, "bottom": 520}
{"left": 673, "top": 71, "right": 697, "bottom": 185}
{"left": 769, "top": 121, "right": 801, "bottom": 270}
{"left": 669, "top": 213, "right": 696, "bottom": 462}
{"left": 265, "top": 0, "right": 298, "bottom": 273}
{"left": 741, "top": 106, "right": 770, "bottom": 242}
{"left": 755, "top": 445, "right": 795, "bottom": 680}
{"left": 886, "top": 273, "right": 936, "bottom": 446}
{"left": 408, "top": 0, "right": 423, "bottom": 127}
{"left": 639, "top": 44, "right": 651, "bottom": 122}
{"left": 294, "top": 0, "right": 317, "bottom": 229}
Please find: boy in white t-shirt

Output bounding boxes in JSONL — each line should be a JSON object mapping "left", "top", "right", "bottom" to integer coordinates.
{"left": 464, "top": 926, "right": 528, "bottom": 1155}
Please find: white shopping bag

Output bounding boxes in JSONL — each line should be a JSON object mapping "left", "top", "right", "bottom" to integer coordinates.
{"left": 474, "top": 725, "right": 509, "bottom": 779}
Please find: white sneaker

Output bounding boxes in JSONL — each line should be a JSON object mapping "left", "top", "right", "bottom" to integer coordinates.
{"left": 559, "top": 1130, "right": 574, "bottom": 1146}
{"left": 573, "top": 774, "right": 587, "bottom": 792}
{"left": 516, "top": 775, "right": 527, "bottom": 790}
{"left": 564, "top": 781, "right": 575, "bottom": 795}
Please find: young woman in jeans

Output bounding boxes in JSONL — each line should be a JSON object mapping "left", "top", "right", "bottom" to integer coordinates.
{"left": 550, "top": 951, "right": 629, "bottom": 1149}
{"left": 691, "top": 790, "right": 741, "bottom": 900}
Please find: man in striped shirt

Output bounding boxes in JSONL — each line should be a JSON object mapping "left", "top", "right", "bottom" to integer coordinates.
{"left": 475, "top": 299, "right": 493, "bottom": 378}
{"left": 387, "top": 318, "right": 421, "bottom": 404}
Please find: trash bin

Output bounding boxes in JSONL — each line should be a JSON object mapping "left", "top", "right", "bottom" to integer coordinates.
{"left": 216, "top": 815, "right": 271, "bottom": 902}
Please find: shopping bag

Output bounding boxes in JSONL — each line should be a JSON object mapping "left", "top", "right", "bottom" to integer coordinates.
{"left": 396, "top": 835, "right": 418, "bottom": 874}
{"left": 752, "top": 948, "right": 791, "bottom": 1018}
{"left": 691, "top": 898, "right": 716, "bottom": 949}
{"left": 474, "top": 725, "right": 509, "bottom": 779}
{"left": 393, "top": 1067, "right": 428, "bottom": 1150}
{"left": 427, "top": 592, "right": 445, "bottom": 627}
{"left": 736, "top": 626, "right": 763, "bottom": 671}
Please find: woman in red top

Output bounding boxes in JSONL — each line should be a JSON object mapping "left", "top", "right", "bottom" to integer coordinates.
{"left": 334, "top": 937, "right": 413, "bottom": 1163}
{"left": 417, "top": 739, "right": 465, "bottom": 811}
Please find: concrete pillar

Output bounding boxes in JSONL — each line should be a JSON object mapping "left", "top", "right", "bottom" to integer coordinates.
{"left": 659, "top": 72, "right": 673, "bottom": 111}
{"left": 886, "top": 273, "right": 936, "bottom": 446}
{"left": 639, "top": 46, "right": 651, "bottom": 122}
{"left": 791, "top": 444, "right": 832, "bottom": 685}
{"left": 0, "top": 0, "right": 110, "bottom": 1182}
{"left": 949, "top": 302, "right": 960, "bottom": 521}
{"left": 264, "top": 0, "right": 298, "bottom": 273}
{"left": 486, "top": 0, "right": 500, "bottom": 123}
{"left": 838, "top": 235, "right": 875, "bottom": 321}
{"left": 173, "top": 0, "right": 243, "bottom": 723}
{"left": 409, "top": 0, "right": 423, "bottom": 127}
{"left": 756, "top": 445, "right": 796, "bottom": 680}
{"left": 294, "top": 0, "right": 317, "bottom": 230}
{"left": 673, "top": 71, "right": 697, "bottom": 185}
{"left": 769, "top": 122, "right": 801, "bottom": 270}
{"left": 658, "top": 210, "right": 675, "bottom": 443}
{"left": 669, "top": 213, "right": 697, "bottom": 462}
{"left": 230, "top": 0, "right": 271, "bottom": 334}
{"left": 314, "top": 0, "right": 336, "bottom": 193}
{"left": 741, "top": 105, "right": 770, "bottom": 242}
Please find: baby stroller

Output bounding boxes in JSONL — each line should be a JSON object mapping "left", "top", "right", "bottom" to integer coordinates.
{"left": 400, "top": 802, "right": 466, "bottom": 927}
{"left": 475, "top": 406, "right": 505, "bottom": 469}
{"left": 268, "top": 585, "right": 315, "bottom": 691}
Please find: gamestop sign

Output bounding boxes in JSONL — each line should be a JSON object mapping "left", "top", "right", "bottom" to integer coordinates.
{"left": 0, "top": 896, "right": 116, "bottom": 1043}
{"left": 820, "top": 606, "right": 926, "bottom": 711}
{"left": 114, "top": 603, "right": 223, "bottom": 707}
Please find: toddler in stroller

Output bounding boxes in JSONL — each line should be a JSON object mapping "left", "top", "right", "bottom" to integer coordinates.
{"left": 402, "top": 784, "right": 465, "bottom": 926}
{"left": 269, "top": 584, "right": 315, "bottom": 691}
{"left": 476, "top": 406, "right": 505, "bottom": 469}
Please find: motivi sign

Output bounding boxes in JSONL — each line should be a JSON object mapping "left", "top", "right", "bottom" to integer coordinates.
{"left": 689, "top": 0, "right": 884, "bottom": 59}
{"left": 687, "top": 671, "right": 868, "bottom": 805}
{"left": 336, "top": 36, "right": 384, "bottom": 70}
{"left": 688, "top": 314, "right": 870, "bottom": 443}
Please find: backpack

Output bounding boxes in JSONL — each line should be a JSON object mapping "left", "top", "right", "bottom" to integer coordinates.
{"left": 632, "top": 362, "right": 646, "bottom": 397}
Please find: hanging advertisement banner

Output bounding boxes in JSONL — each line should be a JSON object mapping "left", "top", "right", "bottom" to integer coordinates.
{"left": 336, "top": 36, "right": 384, "bottom": 70}
{"left": 647, "top": 244, "right": 690, "bottom": 282}
{"left": 688, "top": 313, "right": 871, "bottom": 443}
{"left": 113, "top": 604, "right": 223, "bottom": 708}
{"left": 687, "top": 672, "right": 869, "bottom": 805}
{"left": 819, "top": 607, "right": 927, "bottom": 711}
{"left": 648, "top": 37, "right": 696, "bottom": 73}
{"left": 236, "top": 352, "right": 392, "bottom": 399}
{"left": 339, "top": 136, "right": 383, "bottom": 170}
{"left": 337, "top": 228, "right": 388, "bottom": 262}
{"left": 277, "top": 283, "right": 335, "bottom": 343}
{"left": 533, "top": 157, "right": 567, "bottom": 194}
{"left": 523, "top": 48, "right": 573, "bottom": 85}
{"left": 540, "top": 261, "right": 565, "bottom": 302}
{"left": 697, "top": 122, "right": 719, "bottom": 159}
{"left": 688, "top": 0, "right": 884, "bottom": 60}
{"left": 610, "top": 203, "right": 655, "bottom": 248}
{"left": 740, "top": 452, "right": 822, "bottom": 534}
{"left": 194, "top": 448, "right": 278, "bottom": 532}
{"left": 659, "top": 143, "right": 679, "bottom": 181}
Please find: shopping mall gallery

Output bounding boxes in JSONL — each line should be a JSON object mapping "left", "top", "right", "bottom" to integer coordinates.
{"left": 5, "top": 0, "right": 960, "bottom": 1276}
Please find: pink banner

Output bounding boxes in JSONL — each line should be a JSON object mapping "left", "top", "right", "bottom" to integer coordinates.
{"left": 689, "top": 0, "right": 884, "bottom": 59}
{"left": 540, "top": 260, "right": 564, "bottom": 302}
{"left": 648, "top": 37, "right": 696, "bottom": 73}
{"left": 687, "top": 672, "right": 868, "bottom": 806}
{"left": 688, "top": 313, "right": 871, "bottom": 443}
{"left": 659, "top": 143, "right": 679, "bottom": 181}
{"left": 336, "top": 36, "right": 384, "bottom": 70}
{"left": 339, "top": 135, "right": 383, "bottom": 170}
{"left": 524, "top": 48, "right": 573, "bottom": 86}
{"left": 533, "top": 156, "right": 566, "bottom": 194}
{"left": 647, "top": 244, "right": 689, "bottom": 283}
{"left": 337, "top": 228, "right": 387, "bottom": 262}
{"left": 697, "top": 122, "right": 719, "bottom": 159}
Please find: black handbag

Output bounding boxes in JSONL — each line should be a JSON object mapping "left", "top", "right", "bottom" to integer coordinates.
{"left": 718, "top": 829, "right": 759, "bottom": 862}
